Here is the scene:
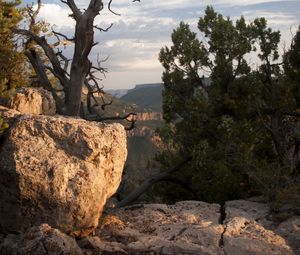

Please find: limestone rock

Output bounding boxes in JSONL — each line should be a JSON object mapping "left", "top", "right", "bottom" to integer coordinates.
{"left": 0, "top": 106, "right": 127, "bottom": 236}
{"left": 223, "top": 217, "right": 293, "bottom": 255}
{"left": 223, "top": 200, "right": 294, "bottom": 255}
{"left": 275, "top": 217, "right": 300, "bottom": 254}
{"left": 9, "top": 87, "right": 56, "bottom": 115}
{"left": 77, "top": 236, "right": 127, "bottom": 254}
{"left": 96, "top": 200, "right": 297, "bottom": 255}
{"left": 0, "top": 224, "right": 82, "bottom": 255}
{"left": 99, "top": 201, "right": 224, "bottom": 255}
{"left": 225, "top": 199, "right": 272, "bottom": 227}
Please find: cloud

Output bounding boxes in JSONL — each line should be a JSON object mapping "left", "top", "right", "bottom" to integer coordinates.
{"left": 26, "top": 0, "right": 299, "bottom": 89}
{"left": 36, "top": 4, "right": 75, "bottom": 29}
{"left": 242, "top": 10, "right": 298, "bottom": 25}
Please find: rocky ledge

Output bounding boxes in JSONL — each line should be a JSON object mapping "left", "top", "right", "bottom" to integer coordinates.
{"left": 1, "top": 200, "right": 299, "bottom": 255}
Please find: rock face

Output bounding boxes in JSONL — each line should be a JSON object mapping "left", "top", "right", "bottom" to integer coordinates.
{"left": 0, "top": 199, "right": 299, "bottom": 255}
{"left": 95, "top": 200, "right": 297, "bottom": 255}
{"left": 0, "top": 224, "right": 82, "bottom": 255}
{"left": 0, "top": 106, "right": 127, "bottom": 236}
{"left": 99, "top": 201, "right": 224, "bottom": 255}
{"left": 223, "top": 200, "right": 292, "bottom": 255}
{"left": 9, "top": 87, "right": 56, "bottom": 115}
{"left": 136, "top": 112, "right": 163, "bottom": 121}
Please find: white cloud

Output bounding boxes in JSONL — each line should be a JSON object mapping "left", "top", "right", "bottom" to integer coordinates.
{"left": 37, "top": 4, "right": 74, "bottom": 28}
{"left": 30, "top": 0, "right": 299, "bottom": 89}
{"left": 242, "top": 10, "right": 298, "bottom": 25}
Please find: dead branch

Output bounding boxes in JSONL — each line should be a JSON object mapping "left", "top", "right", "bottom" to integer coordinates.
{"left": 94, "top": 23, "right": 113, "bottom": 32}
{"left": 27, "top": 0, "right": 42, "bottom": 31}
{"left": 85, "top": 112, "right": 137, "bottom": 130}
{"left": 60, "top": 0, "right": 81, "bottom": 21}
{"left": 108, "top": 0, "right": 121, "bottom": 16}
{"left": 56, "top": 50, "right": 71, "bottom": 72}
{"left": 52, "top": 29, "right": 75, "bottom": 43}
{"left": 14, "top": 28, "right": 70, "bottom": 90}
{"left": 115, "top": 156, "right": 193, "bottom": 208}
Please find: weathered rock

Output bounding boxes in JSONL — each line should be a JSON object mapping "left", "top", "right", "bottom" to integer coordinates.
{"left": 223, "top": 217, "right": 293, "bottom": 255}
{"left": 77, "top": 236, "right": 127, "bottom": 254}
{"left": 225, "top": 199, "right": 272, "bottom": 227}
{"left": 275, "top": 216, "right": 300, "bottom": 254}
{"left": 0, "top": 224, "right": 82, "bottom": 255}
{"left": 96, "top": 200, "right": 297, "bottom": 255}
{"left": 9, "top": 87, "right": 56, "bottom": 115}
{"left": 99, "top": 201, "right": 224, "bottom": 255}
{"left": 223, "top": 200, "right": 294, "bottom": 255}
{"left": 0, "top": 106, "right": 127, "bottom": 236}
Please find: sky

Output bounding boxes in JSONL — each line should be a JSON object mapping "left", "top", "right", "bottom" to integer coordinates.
{"left": 22, "top": 0, "right": 300, "bottom": 89}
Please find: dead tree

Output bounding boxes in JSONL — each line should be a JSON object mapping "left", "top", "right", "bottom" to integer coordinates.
{"left": 14, "top": 0, "right": 137, "bottom": 128}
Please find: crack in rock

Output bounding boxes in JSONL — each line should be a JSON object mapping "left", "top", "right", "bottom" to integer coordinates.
{"left": 219, "top": 202, "right": 228, "bottom": 255}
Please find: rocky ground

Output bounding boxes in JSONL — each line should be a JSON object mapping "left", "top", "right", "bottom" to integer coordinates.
{"left": 1, "top": 88, "right": 299, "bottom": 254}
{"left": 1, "top": 199, "right": 299, "bottom": 255}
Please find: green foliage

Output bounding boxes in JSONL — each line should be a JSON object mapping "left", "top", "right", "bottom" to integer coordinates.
{"left": 0, "top": 0, "right": 28, "bottom": 101}
{"left": 158, "top": 6, "right": 300, "bottom": 205}
{"left": 0, "top": 115, "right": 8, "bottom": 136}
{"left": 284, "top": 27, "right": 300, "bottom": 106}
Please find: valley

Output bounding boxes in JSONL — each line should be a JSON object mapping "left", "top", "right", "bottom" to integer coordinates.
{"left": 104, "top": 83, "right": 164, "bottom": 199}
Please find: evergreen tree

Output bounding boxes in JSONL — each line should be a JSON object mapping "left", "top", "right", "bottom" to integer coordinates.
{"left": 158, "top": 6, "right": 299, "bottom": 204}
{"left": 284, "top": 26, "right": 300, "bottom": 106}
{"left": 0, "top": 0, "right": 28, "bottom": 100}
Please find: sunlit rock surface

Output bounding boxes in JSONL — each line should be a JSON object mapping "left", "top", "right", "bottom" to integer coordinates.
{"left": 9, "top": 87, "right": 56, "bottom": 115}
{"left": 0, "top": 199, "right": 299, "bottom": 254}
{"left": 94, "top": 200, "right": 297, "bottom": 255}
{"left": 0, "top": 106, "right": 127, "bottom": 236}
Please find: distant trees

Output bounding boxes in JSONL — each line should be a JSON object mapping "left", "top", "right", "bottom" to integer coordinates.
{"left": 157, "top": 6, "right": 300, "bottom": 207}
{"left": 0, "top": 0, "right": 28, "bottom": 101}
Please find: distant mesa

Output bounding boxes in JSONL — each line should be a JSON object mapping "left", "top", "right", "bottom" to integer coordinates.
{"left": 105, "top": 89, "right": 129, "bottom": 98}
{"left": 120, "top": 83, "right": 163, "bottom": 112}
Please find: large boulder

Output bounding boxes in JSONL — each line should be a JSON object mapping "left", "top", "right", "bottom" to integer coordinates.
{"left": 9, "top": 87, "right": 56, "bottom": 115}
{"left": 0, "top": 106, "right": 127, "bottom": 236}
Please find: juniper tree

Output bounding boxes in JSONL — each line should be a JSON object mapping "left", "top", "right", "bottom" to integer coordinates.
{"left": 157, "top": 6, "right": 300, "bottom": 203}
{"left": 0, "top": 0, "right": 28, "bottom": 101}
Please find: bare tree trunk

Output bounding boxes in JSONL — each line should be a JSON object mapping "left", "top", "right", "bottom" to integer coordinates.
{"left": 65, "top": 1, "right": 102, "bottom": 116}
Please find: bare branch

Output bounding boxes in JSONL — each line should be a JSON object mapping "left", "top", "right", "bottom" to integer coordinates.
{"left": 108, "top": 0, "right": 121, "bottom": 16}
{"left": 14, "top": 28, "right": 70, "bottom": 90}
{"left": 27, "top": 0, "right": 42, "bottom": 31}
{"left": 52, "top": 29, "right": 75, "bottom": 42}
{"left": 60, "top": 0, "right": 81, "bottom": 20}
{"left": 94, "top": 23, "right": 113, "bottom": 32}
{"left": 25, "top": 49, "right": 64, "bottom": 111}
{"left": 56, "top": 50, "right": 71, "bottom": 72}
{"left": 85, "top": 113, "right": 137, "bottom": 130}
{"left": 115, "top": 156, "right": 193, "bottom": 208}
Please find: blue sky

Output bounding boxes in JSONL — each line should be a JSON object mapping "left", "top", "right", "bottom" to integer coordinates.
{"left": 22, "top": 0, "right": 300, "bottom": 89}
